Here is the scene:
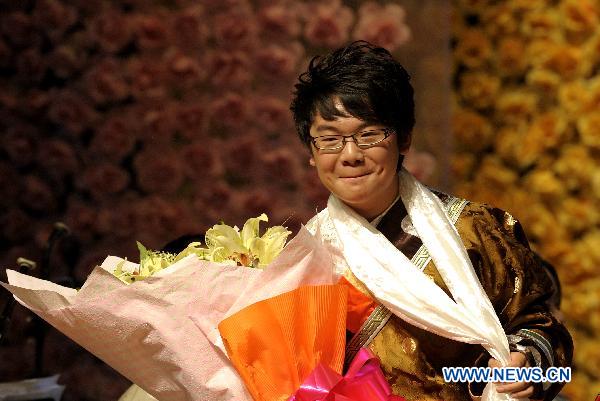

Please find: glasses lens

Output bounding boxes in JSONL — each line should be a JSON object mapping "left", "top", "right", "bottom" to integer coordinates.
{"left": 356, "top": 129, "right": 386, "bottom": 146}
{"left": 314, "top": 136, "right": 343, "bottom": 149}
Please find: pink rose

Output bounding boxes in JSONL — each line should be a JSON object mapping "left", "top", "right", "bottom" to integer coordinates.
{"left": 1, "top": 12, "right": 42, "bottom": 48}
{"left": 163, "top": 50, "right": 205, "bottom": 89}
{"left": 213, "top": 10, "right": 258, "bottom": 49}
{"left": 32, "top": 0, "right": 77, "bottom": 43}
{"left": 48, "top": 45, "right": 84, "bottom": 79}
{"left": 0, "top": 38, "right": 11, "bottom": 69}
{"left": 170, "top": 6, "right": 208, "bottom": 48}
{"left": 303, "top": 1, "right": 354, "bottom": 48}
{"left": 2, "top": 123, "right": 37, "bottom": 168}
{"left": 252, "top": 95, "right": 293, "bottom": 133}
{"left": 94, "top": 199, "right": 138, "bottom": 239}
{"left": 261, "top": 147, "right": 301, "bottom": 185}
{"left": 136, "top": 104, "right": 178, "bottom": 144}
{"left": 83, "top": 57, "right": 129, "bottom": 105}
{"left": 21, "top": 89, "right": 51, "bottom": 116}
{"left": 134, "top": 149, "right": 185, "bottom": 195}
{"left": 258, "top": 4, "right": 301, "bottom": 39}
{"left": 133, "top": 196, "right": 196, "bottom": 246}
{"left": 239, "top": 190, "right": 276, "bottom": 218}
{"left": 79, "top": 163, "right": 130, "bottom": 200}
{"left": 0, "top": 162, "right": 19, "bottom": 209}
{"left": 352, "top": 2, "right": 411, "bottom": 51}
{"left": 0, "top": 209, "right": 33, "bottom": 242}
{"left": 254, "top": 43, "right": 303, "bottom": 79}
{"left": 89, "top": 114, "right": 138, "bottom": 162}
{"left": 207, "top": 50, "right": 252, "bottom": 88}
{"left": 203, "top": 0, "right": 252, "bottom": 12}
{"left": 191, "top": 181, "right": 236, "bottom": 224}
{"left": 134, "top": 14, "right": 169, "bottom": 50}
{"left": 89, "top": 8, "right": 133, "bottom": 54}
{"left": 36, "top": 139, "right": 79, "bottom": 177}
{"left": 20, "top": 175, "right": 57, "bottom": 213}
{"left": 127, "top": 57, "right": 168, "bottom": 100}
{"left": 47, "top": 89, "right": 99, "bottom": 136}
{"left": 208, "top": 92, "right": 249, "bottom": 133}
{"left": 174, "top": 101, "right": 207, "bottom": 141}
{"left": 64, "top": 198, "right": 98, "bottom": 242}
{"left": 223, "top": 135, "right": 261, "bottom": 180}
{"left": 15, "top": 48, "right": 46, "bottom": 84}
{"left": 180, "top": 142, "right": 224, "bottom": 180}
{"left": 403, "top": 149, "right": 437, "bottom": 184}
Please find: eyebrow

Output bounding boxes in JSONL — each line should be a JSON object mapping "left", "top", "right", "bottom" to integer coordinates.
{"left": 313, "top": 121, "right": 374, "bottom": 133}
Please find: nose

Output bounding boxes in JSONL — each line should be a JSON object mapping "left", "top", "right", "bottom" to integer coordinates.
{"left": 339, "top": 137, "right": 364, "bottom": 165}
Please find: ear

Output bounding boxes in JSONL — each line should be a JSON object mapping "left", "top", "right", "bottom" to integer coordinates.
{"left": 309, "top": 156, "right": 316, "bottom": 167}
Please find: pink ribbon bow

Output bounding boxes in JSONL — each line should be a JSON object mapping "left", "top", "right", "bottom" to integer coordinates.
{"left": 288, "top": 348, "right": 406, "bottom": 401}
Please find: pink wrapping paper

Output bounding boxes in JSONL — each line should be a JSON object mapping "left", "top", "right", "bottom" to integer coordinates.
{"left": 1, "top": 226, "right": 337, "bottom": 401}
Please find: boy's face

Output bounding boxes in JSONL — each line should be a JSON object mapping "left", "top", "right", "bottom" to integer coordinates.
{"left": 308, "top": 108, "right": 408, "bottom": 220}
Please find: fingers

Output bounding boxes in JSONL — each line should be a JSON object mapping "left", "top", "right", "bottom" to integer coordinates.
{"left": 495, "top": 381, "right": 530, "bottom": 393}
{"left": 511, "top": 386, "right": 535, "bottom": 399}
{"left": 488, "top": 353, "right": 534, "bottom": 398}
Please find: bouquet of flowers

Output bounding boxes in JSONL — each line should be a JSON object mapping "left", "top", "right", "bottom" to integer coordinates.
{"left": 2, "top": 215, "right": 402, "bottom": 401}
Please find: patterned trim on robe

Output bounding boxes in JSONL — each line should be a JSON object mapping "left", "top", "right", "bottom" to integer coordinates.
{"left": 343, "top": 193, "right": 470, "bottom": 369}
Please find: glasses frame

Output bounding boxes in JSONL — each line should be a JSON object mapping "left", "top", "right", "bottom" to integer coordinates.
{"left": 310, "top": 128, "right": 394, "bottom": 151}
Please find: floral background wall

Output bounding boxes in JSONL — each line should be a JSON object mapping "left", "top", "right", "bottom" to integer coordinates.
{"left": 0, "top": 0, "right": 450, "bottom": 399}
{"left": 452, "top": 0, "right": 600, "bottom": 399}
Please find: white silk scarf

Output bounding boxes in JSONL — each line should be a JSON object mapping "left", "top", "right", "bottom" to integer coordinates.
{"left": 312, "top": 169, "right": 521, "bottom": 401}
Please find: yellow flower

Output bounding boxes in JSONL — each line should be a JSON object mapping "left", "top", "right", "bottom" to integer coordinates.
{"left": 526, "top": 38, "right": 560, "bottom": 67}
{"left": 576, "top": 111, "right": 600, "bottom": 149}
{"left": 458, "top": 71, "right": 500, "bottom": 109}
{"left": 508, "top": 0, "right": 549, "bottom": 13}
{"left": 474, "top": 156, "right": 519, "bottom": 191}
{"left": 452, "top": 108, "right": 494, "bottom": 151}
{"left": 592, "top": 168, "right": 600, "bottom": 201}
{"left": 481, "top": 4, "right": 518, "bottom": 39}
{"left": 555, "top": 197, "right": 599, "bottom": 235}
{"left": 583, "top": 32, "right": 600, "bottom": 70}
{"left": 521, "top": 9, "right": 561, "bottom": 40}
{"left": 204, "top": 214, "right": 291, "bottom": 268}
{"left": 496, "top": 37, "right": 528, "bottom": 76}
{"left": 113, "top": 243, "right": 177, "bottom": 284}
{"left": 112, "top": 214, "right": 291, "bottom": 284}
{"left": 541, "top": 44, "right": 588, "bottom": 80}
{"left": 518, "top": 201, "right": 557, "bottom": 244}
{"left": 560, "top": 0, "right": 599, "bottom": 38}
{"left": 494, "top": 127, "right": 525, "bottom": 167}
{"left": 582, "top": 75, "right": 600, "bottom": 113}
{"left": 495, "top": 90, "right": 538, "bottom": 126}
{"left": 523, "top": 169, "right": 567, "bottom": 202}
{"left": 553, "top": 144, "right": 595, "bottom": 191}
{"left": 454, "top": 28, "right": 492, "bottom": 69}
{"left": 525, "top": 68, "right": 561, "bottom": 97}
{"left": 450, "top": 152, "right": 476, "bottom": 181}
{"left": 529, "top": 110, "right": 571, "bottom": 148}
{"left": 558, "top": 80, "right": 589, "bottom": 118}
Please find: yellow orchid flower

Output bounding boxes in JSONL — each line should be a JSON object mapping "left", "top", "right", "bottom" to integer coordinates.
{"left": 204, "top": 214, "right": 291, "bottom": 268}
{"left": 112, "top": 214, "right": 291, "bottom": 283}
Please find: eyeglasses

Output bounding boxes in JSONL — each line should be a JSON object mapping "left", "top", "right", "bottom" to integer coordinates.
{"left": 311, "top": 128, "right": 394, "bottom": 151}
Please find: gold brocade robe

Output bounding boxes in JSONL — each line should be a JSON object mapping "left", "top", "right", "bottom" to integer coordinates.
{"left": 341, "top": 193, "right": 573, "bottom": 401}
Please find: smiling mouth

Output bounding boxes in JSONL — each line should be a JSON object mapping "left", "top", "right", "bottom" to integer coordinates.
{"left": 341, "top": 173, "right": 370, "bottom": 179}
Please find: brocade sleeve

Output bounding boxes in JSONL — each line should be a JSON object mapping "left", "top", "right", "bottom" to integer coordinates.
{"left": 456, "top": 203, "right": 573, "bottom": 400}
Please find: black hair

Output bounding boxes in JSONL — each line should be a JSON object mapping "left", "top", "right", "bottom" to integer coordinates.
{"left": 290, "top": 41, "right": 415, "bottom": 153}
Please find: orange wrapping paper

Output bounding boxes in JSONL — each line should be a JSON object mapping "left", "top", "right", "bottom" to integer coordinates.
{"left": 218, "top": 284, "right": 348, "bottom": 401}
